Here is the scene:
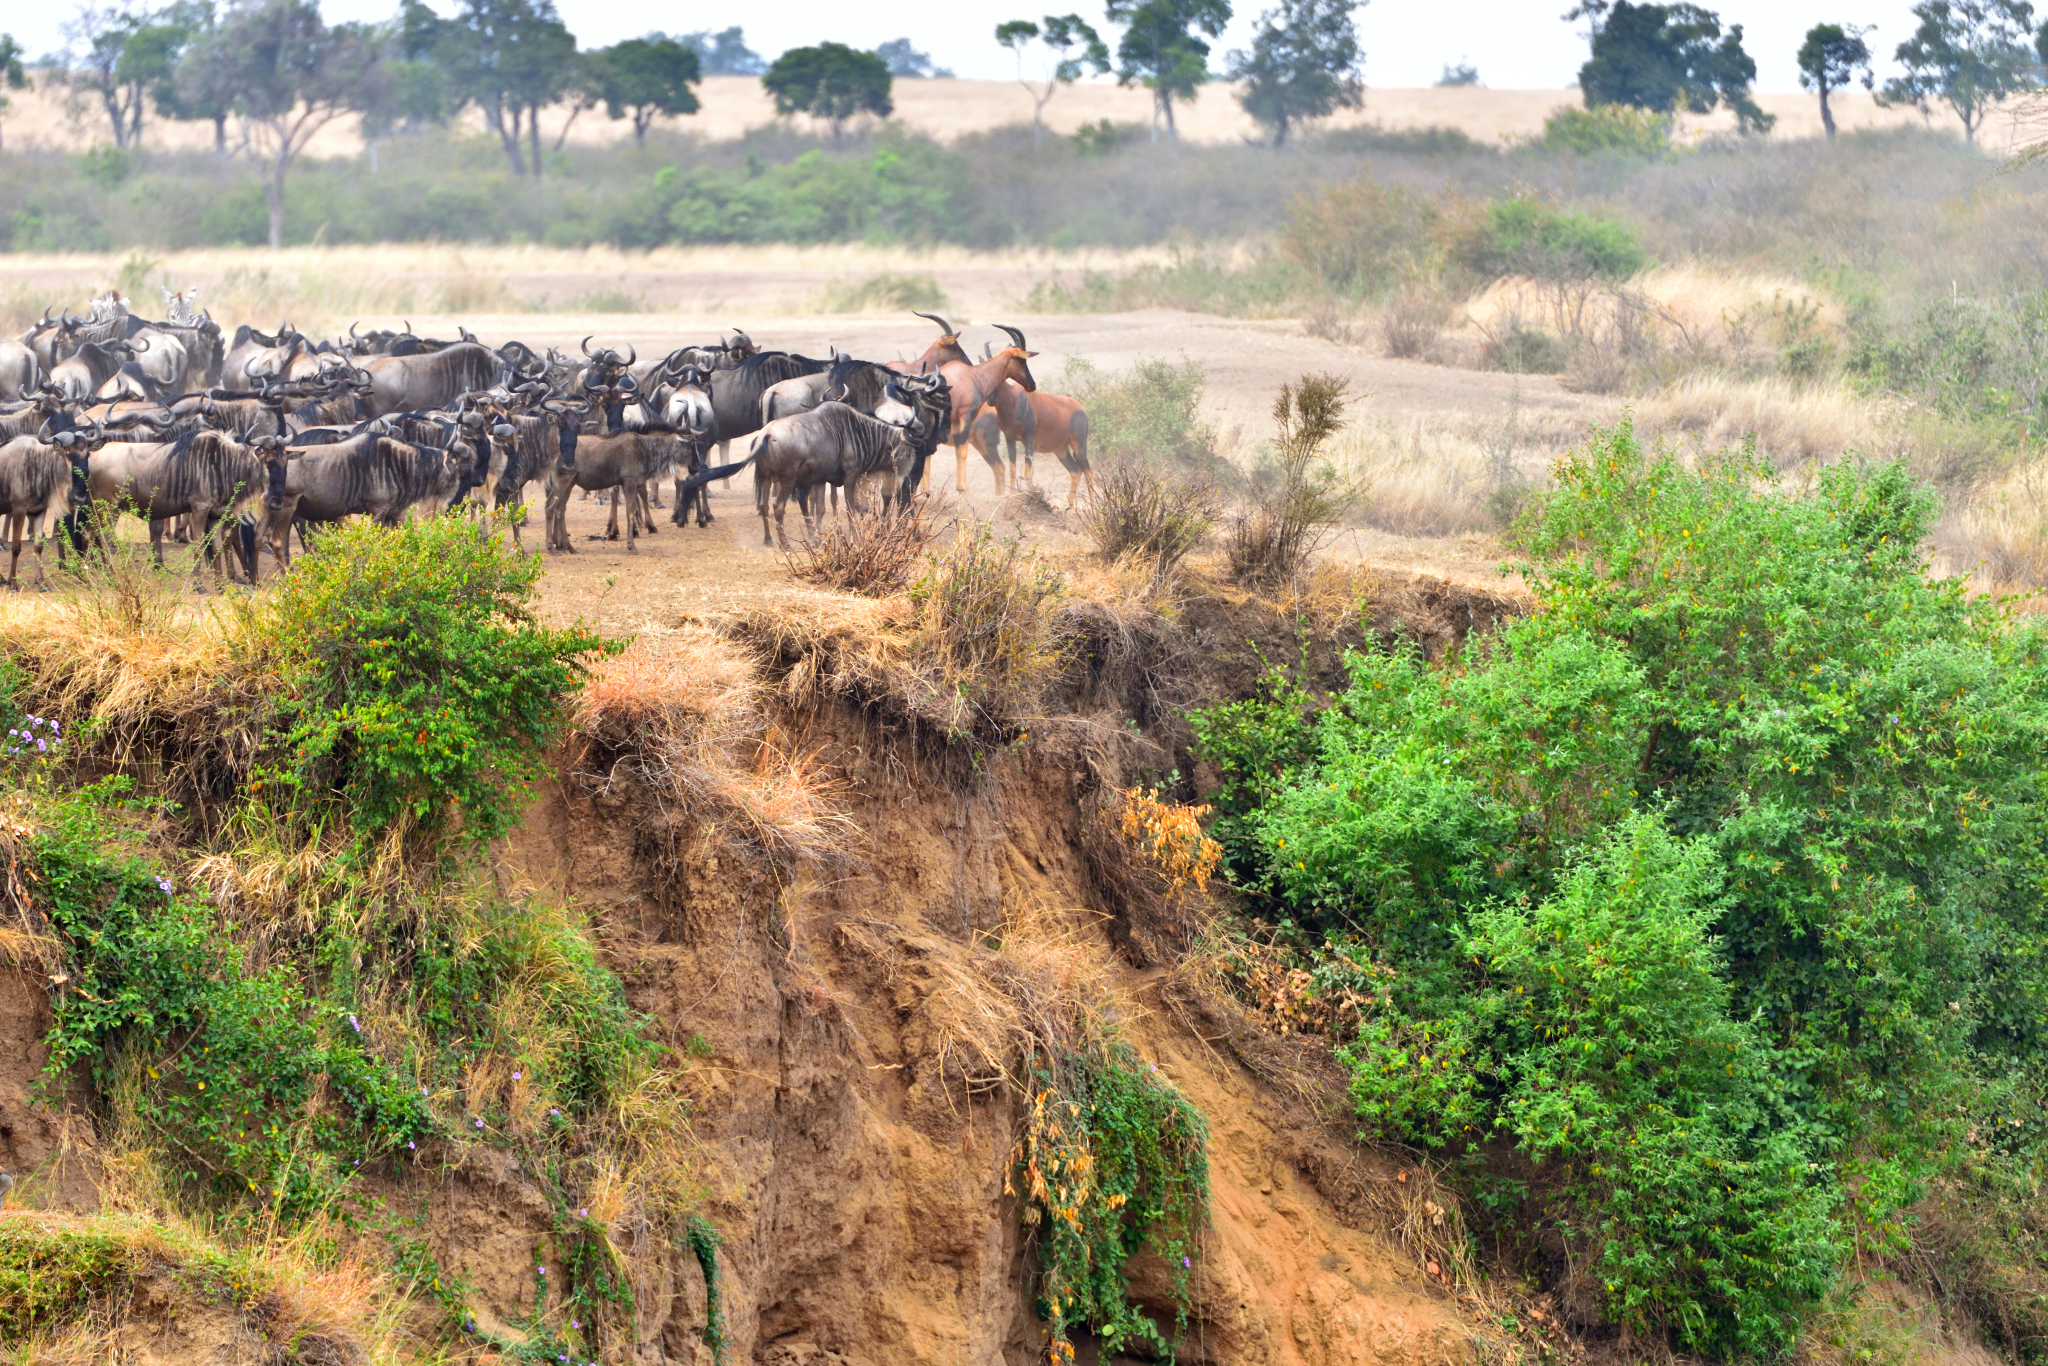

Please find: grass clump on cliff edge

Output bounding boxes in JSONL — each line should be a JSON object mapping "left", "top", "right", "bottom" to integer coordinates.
{"left": 1195, "top": 423, "right": 2048, "bottom": 1359}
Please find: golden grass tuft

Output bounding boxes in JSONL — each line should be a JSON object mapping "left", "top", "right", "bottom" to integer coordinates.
{"left": 573, "top": 629, "right": 854, "bottom": 867}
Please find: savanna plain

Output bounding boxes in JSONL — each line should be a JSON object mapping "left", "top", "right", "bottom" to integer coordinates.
{"left": 10, "top": 80, "right": 2048, "bottom": 1366}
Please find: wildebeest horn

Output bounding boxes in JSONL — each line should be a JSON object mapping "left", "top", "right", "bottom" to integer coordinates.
{"left": 403, "top": 319, "right": 413, "bottom": 336}
{"left": 912, "top": 311, "right": 953, "bottom": 336}
{"left": 996, "top": 324, "right": 1028, "bottom": 352}
{"left": 621, "top": 342, "right": 636, "bottom": 367}
{"left": 460, "top": 326, "right": 476, "bottom": 344}
{"left": 129, "top": 335, "right": 149, "bottom": 354}
{"left": 580, "top": 335, "right": 597, "bottom": 359}
{"left": 349, "top": 320, "right": 362, "bottom": 340}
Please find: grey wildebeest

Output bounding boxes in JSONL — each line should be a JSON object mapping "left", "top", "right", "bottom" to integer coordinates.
{"left": 676, "top": 402, "right": 918, "bottom": 549}
{"left": 256, "top": 431, "right": 483, "bottom": 574}
{"left": 0, "top": 337, "right": 41, "bottom": 401}
{"left": 621, "top": 364, "right": 716, "bottom": 528}
{"left": 89, "top": 428, "right": 288, "bottom": 588}
{"left": 0, "top": 424, "right": 101, "bottom": 589}
{"left": 50, "top": 340, "right": 135, "bottom": 402}
{"left": 543, "top": 429, "right": 688, "bottom": 556}
{"left": 357, "top": 341, "right": 501, "bottom": 417}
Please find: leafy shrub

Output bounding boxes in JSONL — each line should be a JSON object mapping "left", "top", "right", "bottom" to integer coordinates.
{"left": 265, "top": 514, "right": 610, "bottom": 846}
{"left": 1379, "top": 287, "right": 1451, "bottom": 360}
{"left": 1281, "top": 177, "right": 1453, "bottom": 294}
{"left": 1010, "top": 1043, "right": 1208, "bottom": 1361}
{"left": 1848, "top": 290, "right": 2048, "bottom": 438}
{"left": 817, "top": 270, "right": 948, "bottom": 313}
{"left": 662, "top": 141, "right": 972, "bottom": 245}
{"left": 0, "top": 1221, "right": 138, "bottom": 1334}
{"left": 1062, "top": 357, "right": 1224, "bottom": 472}
{"left": 1461, "top": 195, "right": 1648, "bottom": 281}
{"left": 1078, "top": 459, "right": 1221, "bottom": 579}
{"left": 1537, "top": 104, "right": 1674, "bottom": 158}
{"left": 1228, "top": 375, "right": 1363, "bottom": 587}
{"left": 1486, "top": 323, "right": 1570, "bottom": 373}
{"left": 1199, "top": 422, "right": 2048, "bottom": 1355}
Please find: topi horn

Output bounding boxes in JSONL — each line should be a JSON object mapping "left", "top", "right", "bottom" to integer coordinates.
{"left": 996, "top": 324, "right": 1029, "bottom": 352}
{"left": 912, "top": 311, "right": 953, "bottom": 336}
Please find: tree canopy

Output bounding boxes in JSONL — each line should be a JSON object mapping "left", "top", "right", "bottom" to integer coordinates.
{"left": 1879, "top": 0, "right": 2038, "bottom": 144}
{"left": 874, "top": 38, "right": 951, "bottom": 79}
{"left": 680, "top": 26, "right": 763, "bottom": 76}
{"left": 586, "top": 34, "right": 700, "bottom": 145}
{"left": 1796, "top": 22, "right": 1873, "bottom": 139}
{"left": 402, "top": 0, "right": 578, "bottom": 176}
{"left": 761, "top": 41, "right": 893, "bottom": 141}
{"left": 996, "top": 13, "right": 1111, "bottom": 147}
{"left": 1577, "top": 1, "right": 1773, "bottom": 134}
{"left": 1106, "top": 0, "right": 1233, "bottom": 143}
{"left": 1227, "top": 0, "right": 1365, "bottom": 147}
{"left": 180, "top": 0, "right": 377, "bottom": 247}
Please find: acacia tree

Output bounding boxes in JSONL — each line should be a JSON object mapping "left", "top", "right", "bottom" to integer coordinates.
{"left": 1880, "top": 0, "right": 2037, "bottom": 144}
{"left": 1107, "top": 0, "right": 1232, "bottom": 143}
{"left": 1796, "top": 23, "right": 1872, "bottom": 139}
{"left": 588, "top": 34, "right": 700, "bottom": 146}
{"left": 680, "top": 27, "right": 764, "bottom": 75}
{"left": 182, "top": 0, "right": 374, "bottom": 248}
{"left": 67, "top": 5, "right": 203, "bottom": 148}
{"left": 1227, "top": 0, "right": 1365, "bottom": 147}
{"left": 403, "top": 0, "right": 577, "bottom": 176}
{"left": 0, "top": 35, "right": 28, "bottom": 155}
{"left": 995, "top": 14, "right": 1110, "bottom": 148}
{"left": 762, "top": 41, "right": 892, "bottom": 142}
{"left": 1578, "top": 1, "right": 1774, "bottom": 134}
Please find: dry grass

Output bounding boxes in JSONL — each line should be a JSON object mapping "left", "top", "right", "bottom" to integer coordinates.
{"left": 572, "top": 629, "right": 852, "bottom": 868}
{"left": 1076, "top": 459, "right": 1222, "bottom": 583}
{"left": 782, "top": 495, "right": 954, "bottom": 596}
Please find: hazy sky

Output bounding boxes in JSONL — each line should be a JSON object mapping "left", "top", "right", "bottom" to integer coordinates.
{"left": 10, "top": 0, "right": 1936, "bottom": 93}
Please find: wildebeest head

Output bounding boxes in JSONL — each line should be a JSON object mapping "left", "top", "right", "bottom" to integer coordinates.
{"left": 249, "top": 433, "right": 293, "bottom": 509}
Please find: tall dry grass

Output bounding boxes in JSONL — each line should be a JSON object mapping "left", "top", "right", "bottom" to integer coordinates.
{"left": 572, "top": 629, "right": 852, "bottom": 868}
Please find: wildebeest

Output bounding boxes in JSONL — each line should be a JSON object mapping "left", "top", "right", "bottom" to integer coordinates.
{"left": 543, "top": 429, "right": 688, "bottom": 555}
{"left": 677, "top": 403, "right": 918, "bottom": 549}
{"left": 358, "top": 341, "right": 502, "bottom": 416}
{"left": 0, "top": 424, "right": 99, "bottom": 589}
{"left": 0, "top": 338, "right": 41, "bottom": 401}
{"left": 623, "top": 365, "right": 716, "bottom": 527}
{"left": 50, "top": 340, "right": 135, "bottom": 402}
{"left": 89, "top": 429, "right": 287, "bottom": 588}
{"left": 706, "top": 350, "right": 834, "bottom": 465}
{"left": 257, "top": 431, "right": 483, "bottom": 572}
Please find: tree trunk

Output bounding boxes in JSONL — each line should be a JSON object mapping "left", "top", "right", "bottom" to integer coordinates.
{"left": 491, "top": 100, "right": 526, "bottom": 175}
{"left": 213, "top": 113, "right": 228, "bottom": 153}
{"left": 1162, "top": 90, "right": 1178, "bottom": 143}
{"left": 1819, "top": 85, "right": 1836, "bottom": 140}
{"left": 264, "top": 142, "right": 288, "bottom": 250}
{"left": 528, "top": 108, "right": 542, "bottom": 178}
{"left": 102, "top": 90, "right": 128, "bottom": 148}
{"left": 1962, "top": 103, "right": 1977, "bottom": 145}
{"left": 634, "top": 109, "right": 649, "bottom": 146}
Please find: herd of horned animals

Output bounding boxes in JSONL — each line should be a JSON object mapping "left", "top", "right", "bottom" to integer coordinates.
{"left": 0, "top": 290, "right": 1098, "bottom": 588}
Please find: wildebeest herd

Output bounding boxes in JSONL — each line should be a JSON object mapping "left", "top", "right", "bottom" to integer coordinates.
{"left": 0, "top": 289, "right": 1097, "bottom": 590}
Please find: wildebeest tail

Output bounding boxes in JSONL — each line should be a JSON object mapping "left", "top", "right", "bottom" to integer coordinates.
{"left": 672, "top": 434, "right": 760, "bottom": 504}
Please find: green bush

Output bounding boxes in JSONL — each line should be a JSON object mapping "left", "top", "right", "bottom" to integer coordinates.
{"left": 1061, "top": 356, "right": 1224, "bottom": 472}
{"left": 1198, "top": 422, "right": 2048, "bottom": 1355}
{"left": 1014, "top": 1043, "right": 1208, "bottom": 1361}
{"left": 30, "top": 789, "right": 433, "bottom": 1213}
{"left": 1462, "top": 195, "right": 1648, "bottom": 281}
{"left": 265, "top": 514, "right": 609, "bottom": 846}
{"left": 1537, "top": 105, "right": 1674, "bottom": 158}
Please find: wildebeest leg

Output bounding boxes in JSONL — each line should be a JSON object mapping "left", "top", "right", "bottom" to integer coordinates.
{"left": 624, "top": 480, "right": 639, "bottom": 555}
{"left": 772, "top": 483, "right": 796, "bottom": 551}
{"left": 646, "top": 477, "right": 663, "bottom": 510}
{"left": 5, "top": 512, "right": 23, "bottom": 589}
